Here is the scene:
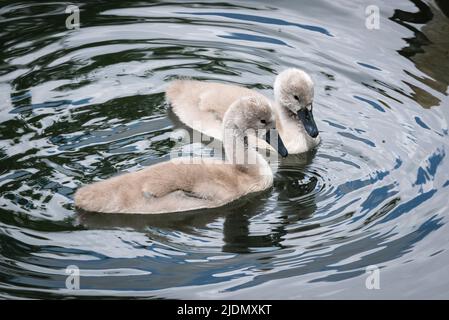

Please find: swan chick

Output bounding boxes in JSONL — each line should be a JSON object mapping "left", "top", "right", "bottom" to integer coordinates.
{"left": 74, "top": 96, "right": 287, "bottom": 214}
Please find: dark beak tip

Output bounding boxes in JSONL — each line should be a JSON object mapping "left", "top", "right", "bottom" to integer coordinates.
{"left": 264, "top": 129, "right": 289, "bottom": 158}
{"left": 297, "top": 109, "right": 319, "bottom": 139}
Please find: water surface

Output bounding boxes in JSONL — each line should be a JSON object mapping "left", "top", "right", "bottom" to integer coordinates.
{"left": 1, "top": 0, "right": 449, "bottom": 299}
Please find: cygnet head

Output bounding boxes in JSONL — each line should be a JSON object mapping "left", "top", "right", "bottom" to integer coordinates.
{"left": 223, "top": 95, "right": 288, "bottom": 157}
{"left": 225, "top": 96, "right": 274, "bottom": 131}
{"left": 273, "top": 68, "right": 319, "bottom": 138}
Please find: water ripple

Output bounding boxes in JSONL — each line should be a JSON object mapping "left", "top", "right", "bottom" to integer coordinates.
{"left": 0, "top": 0, "right": 449, "bottom": 299}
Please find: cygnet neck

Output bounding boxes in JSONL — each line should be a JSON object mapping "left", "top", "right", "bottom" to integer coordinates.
{"left": 222, "top": 110, "right": 268, "bottom": 173}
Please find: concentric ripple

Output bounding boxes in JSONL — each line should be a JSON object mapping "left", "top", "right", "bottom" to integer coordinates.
{"left": 1, "top": 0, "right": 449, "bottom": 298}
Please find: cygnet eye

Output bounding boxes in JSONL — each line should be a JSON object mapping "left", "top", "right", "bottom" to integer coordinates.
{"left": 260, "top": 119, "right": 267, "bottom": 124}
{"left": 294, "top": 95, "right": 300, "bottom": 101}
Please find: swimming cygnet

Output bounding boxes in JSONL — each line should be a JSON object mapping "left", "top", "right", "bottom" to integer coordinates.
{"left": 166, "top": 68, "right": 320, "bottom": 154}
{"left": 74, "top": 96, "right": 288, "bottom": 214}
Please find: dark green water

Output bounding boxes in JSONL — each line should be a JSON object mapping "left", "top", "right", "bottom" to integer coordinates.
{"left": 1, "top": 0, "right": 449, "bottom": 298}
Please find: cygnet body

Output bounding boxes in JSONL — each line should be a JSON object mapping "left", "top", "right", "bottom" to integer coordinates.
{"left": 74, "top": 96, "right": 287, "bottom": 214}
{"left": 166, "top": 68, "right": 320, "bottom": 154}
